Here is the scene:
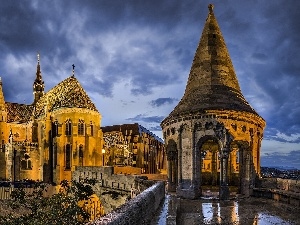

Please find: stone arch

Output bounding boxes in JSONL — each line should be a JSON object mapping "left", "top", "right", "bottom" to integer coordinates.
{"left": 192, "top": 122, "right": 233, "bottom": 200}
{"left": 196, "top": 135, "right": 221, "bottom": 186}
{"left": 166, "top": 139, "right": 178, "bottom": 192}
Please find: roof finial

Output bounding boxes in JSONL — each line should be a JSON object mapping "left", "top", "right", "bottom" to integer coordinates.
{"left": 72, "top": 64, "right": 75, "bottom": 77}
{"left": 208, "top": 4, "right": 214, "bottom": 14}
{"left": 37, "top": 52, "right": 40, "bottom": 65}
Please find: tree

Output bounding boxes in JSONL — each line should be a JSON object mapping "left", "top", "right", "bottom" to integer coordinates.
{"left": 0, "top": 179, "right": 96, "bottom": 225}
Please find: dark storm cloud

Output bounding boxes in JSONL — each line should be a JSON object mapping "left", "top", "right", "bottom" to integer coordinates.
{"left": 261, "top": 151, "right": 300, "bottom": 169}
{"left": 1, "top": 0, "right": 300, "bottom": 164}
{"left": 150, "top": 98, "right": 178, "bottom": 107}
{"left": 210, "top": 1, "right": 300, "bottom": 142}
{"left": 126, "top": 114, "right": 164, "bottom": 124}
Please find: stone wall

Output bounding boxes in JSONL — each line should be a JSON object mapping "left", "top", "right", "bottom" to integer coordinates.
{"left": 72, "top": 166, "right": 148, "bottom": 192}
{"left": 254, "top": 178, "right": 300, "bottom": 207}
{"left": 72, "top": 166, "right": 156, "bottom": 214}
{"left": 113, "top": 166, "right": 142, "bottom": 175}
{"left": 258, "top": 178, "right": 300, "bottom": 193}
{"left": 88, "top": 181, "right": 165, "bottom": 225}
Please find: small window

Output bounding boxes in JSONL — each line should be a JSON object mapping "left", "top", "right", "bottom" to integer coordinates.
{"left": 21, "top": 151, "right": 32, "bottom": 170}
{"left": 52, "top": 121, "right": 58, "bottom": 137}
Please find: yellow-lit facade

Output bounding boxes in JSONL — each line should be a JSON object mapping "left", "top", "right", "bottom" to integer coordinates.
{"left": 0, "top": 57, "right": 104, "bottom": 184}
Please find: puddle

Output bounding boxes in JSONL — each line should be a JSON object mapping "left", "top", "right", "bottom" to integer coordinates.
{"left": 177, "top": 198, "right": 299, "bottom": 225}
{"left": 151, "top": 191, "right": 299, "bottom": 225}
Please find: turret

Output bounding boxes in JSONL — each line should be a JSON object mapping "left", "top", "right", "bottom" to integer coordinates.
{"left": 33, "top": 53, "right": 45, "bottom": 104}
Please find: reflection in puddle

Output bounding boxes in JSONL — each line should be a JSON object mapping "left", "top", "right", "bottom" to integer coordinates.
{"left": 253, "top": 213, "right": 294, "bottom": 225}
{"left": 151, "top": 195, "right": 298, "bottom": 225}
{"left": 176, "top": 198, "right": 298, "bottom": 225}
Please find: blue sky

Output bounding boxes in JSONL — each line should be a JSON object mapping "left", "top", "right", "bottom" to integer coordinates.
{"left": 0, "top": 0, "right": 299, "bottom": 169}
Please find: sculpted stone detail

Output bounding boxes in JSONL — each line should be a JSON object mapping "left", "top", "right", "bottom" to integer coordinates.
{"left": 180, "top": 124, "right": 190, "bottom": 139}
{"left": 194, "top": 122, "right": 202, "bottom": 131}
{"left": 213, "top": 122, "right": 233, "bottom": 150}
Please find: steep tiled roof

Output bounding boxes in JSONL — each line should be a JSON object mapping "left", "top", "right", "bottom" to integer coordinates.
{"left": 102, "top": 123, "right": 163, "bottom": 143}
{"left": 5, "top": 102, "right": 34, "bottom": 123}
{"left": 34, "top": 76, "right": 98, "bottom": 118}
{"left": 165, "top": 5, "right": 258, "bottom": 120}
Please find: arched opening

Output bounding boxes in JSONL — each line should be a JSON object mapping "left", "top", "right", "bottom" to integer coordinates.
{"left": 228, "top": 142, "right": 240, "bottom": 186}
{"left": 166, "top": 139, "right": 178, "bottom": 192}
{"left": 200, "top": 139, "right": 220, "bottom": 186}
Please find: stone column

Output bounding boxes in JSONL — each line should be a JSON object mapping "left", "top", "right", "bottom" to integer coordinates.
{"left": 177, "top": 141, "right": 182, "bottom": 189}
{"left": 238, "top": 141, "right": 252, "bottom": 196}
{"left": 191, "top": 139, "right": 201, "bottom": 198}
{"left": 219, "top": 147, "right": 230, "bottom": 200}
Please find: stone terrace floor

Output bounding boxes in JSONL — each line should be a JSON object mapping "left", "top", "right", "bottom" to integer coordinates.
{"left": 151, "top": 188, "right": 300, "bottom": 225}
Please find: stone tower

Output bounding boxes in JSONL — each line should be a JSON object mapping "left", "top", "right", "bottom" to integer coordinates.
{"left": 161, "top": 4, "right": 265, "bottom": 199}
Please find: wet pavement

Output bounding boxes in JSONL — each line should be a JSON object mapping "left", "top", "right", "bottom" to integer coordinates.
{"left": 151, "top": 194, "right": 300, "bottom": 225}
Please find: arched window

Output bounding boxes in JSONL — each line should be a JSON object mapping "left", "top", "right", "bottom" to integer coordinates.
{"left": 21, "top": 150, "right": 32, "bottom": 170}
{"left": 236, "top": 150, "right": 239, "bottom": 164}
{"left": 52, "top": 120, "right": 58, "bottom": 137}
{"left": 65, "top": 144, "right": 71, "bottom": 170}
{"left": 78, "top": 119, "right": 85, "bottom": 135}
{"left": 90, "top": 122, "right": 94, "bottom": 136}
{"left": 65, "top": 119, "right": 72, "bottom": 136}
{"left": 79, "top": 145, "right": 84, "bottom": 166}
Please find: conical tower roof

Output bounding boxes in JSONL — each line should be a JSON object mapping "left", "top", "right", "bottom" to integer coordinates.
{"left": 167, "top": 4, "right": 257, "bottom": 119}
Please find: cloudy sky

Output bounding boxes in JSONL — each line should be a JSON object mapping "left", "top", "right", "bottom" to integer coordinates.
{"left": 0, "top": 0, "right": 299, "bottom": 169}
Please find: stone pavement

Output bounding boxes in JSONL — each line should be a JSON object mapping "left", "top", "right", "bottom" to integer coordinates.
{"left": 151, "top": 193, "right": 300, "bottom": 225}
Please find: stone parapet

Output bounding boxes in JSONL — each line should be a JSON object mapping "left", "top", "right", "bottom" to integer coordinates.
{"left": 253, "top": 178, "right": 300, "bottom": 207}
{"left": 88, "top": 181, "right": 165, "bottom": 225}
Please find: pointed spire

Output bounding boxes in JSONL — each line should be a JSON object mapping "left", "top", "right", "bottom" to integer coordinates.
{"left": 36, "top": 52, "right": 42, "bottom": 81}
{"left": 208, "top": 3, "right": 214, "bottom": 14}
{"left": 72, "top": 64, "right": 75, "bottom": 77}
{"left": 0, "top": 77, "right": 5, "bottom": 109}
{"left": 167, "top": 4, "right": 257, "bottom": 118}
{"left": 33, "top": 52, "right": 45, "bottom": 104}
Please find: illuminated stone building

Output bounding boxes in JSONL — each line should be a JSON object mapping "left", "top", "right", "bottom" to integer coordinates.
{"left": 102, "top": 123, "right": 166, "bottom": 174}
{"left": 161, "top": 5, "right": 265, "bottom": 199}
{"left": 0, "top": 55, "right": 104, "bottom": 183}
